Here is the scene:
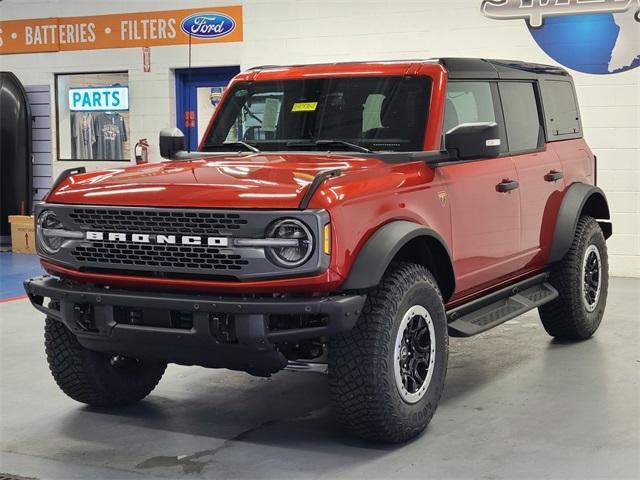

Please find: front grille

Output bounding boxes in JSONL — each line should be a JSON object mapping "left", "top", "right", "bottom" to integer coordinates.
{"left": 67, "top": 207, "right": 255, "bottom": 275}
{"left": 72, "top": 241, "right": 249, "bottom": 271}
{"left": 39, "top": 204, "right": 327, "bottom": 280}
{"left": 68, "top": 208, "right": 248, "bottom": 235}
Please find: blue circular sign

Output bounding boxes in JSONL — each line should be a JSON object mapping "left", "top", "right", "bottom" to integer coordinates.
{"left": 528, "top": 11, "right": 640, "bottom": 75}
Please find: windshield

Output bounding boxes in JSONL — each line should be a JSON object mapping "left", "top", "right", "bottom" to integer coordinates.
{"left": 202, "top": 76, "right": 431, "bottom": 152}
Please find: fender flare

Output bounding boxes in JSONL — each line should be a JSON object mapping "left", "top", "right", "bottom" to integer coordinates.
{"left": 549, "top": 183, "right": 612, "bottom": 263}
{"left": 340, "top": 220, "right": 455, "bottom": 297}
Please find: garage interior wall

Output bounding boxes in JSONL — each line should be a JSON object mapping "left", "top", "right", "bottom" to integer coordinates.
{"left": 0, "top": 0, "right": 638, "bottom": 277}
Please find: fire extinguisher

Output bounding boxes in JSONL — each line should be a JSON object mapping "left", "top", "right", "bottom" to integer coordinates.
{"left": 134, "top": 138, "right": 149, "bottom": 164}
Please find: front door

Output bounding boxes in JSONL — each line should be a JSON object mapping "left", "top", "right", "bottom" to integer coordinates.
{"left": 443, "top": 158, "right": 522, "bottom": 294}
{"left": 175, "top": 66, "right": 240, "bottom": 151}
{"left": 442, "top": 80, "right": 522, "bottom": 294}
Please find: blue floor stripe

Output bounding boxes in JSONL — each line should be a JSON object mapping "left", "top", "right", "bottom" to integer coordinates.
{"left": 0, "top": 252, "right": 44, "bottom": 300}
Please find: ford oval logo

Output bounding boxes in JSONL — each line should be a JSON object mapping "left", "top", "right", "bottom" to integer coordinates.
{"left": 180, "top": 12, "right": 236, "bottom": 39}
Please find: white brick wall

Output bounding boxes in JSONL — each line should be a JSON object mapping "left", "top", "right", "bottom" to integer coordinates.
{"left": 1, "top": 0, "right": 638, "bottom": 276}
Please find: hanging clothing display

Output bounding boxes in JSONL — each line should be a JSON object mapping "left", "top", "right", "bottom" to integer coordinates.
{"left": 71, "top": 112, "right": 96, "bottom": 160}
{"left": 94, "top": 112, "right": 128, "bottom": 160}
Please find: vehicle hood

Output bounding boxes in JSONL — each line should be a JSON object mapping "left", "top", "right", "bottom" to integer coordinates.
{"left": 46, "top": 153, "right": 387, "bottom": 209}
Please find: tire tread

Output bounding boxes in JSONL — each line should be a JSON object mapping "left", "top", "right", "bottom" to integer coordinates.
{"left": 539, "top": 216, "right": 608, "bottom": 340}
{"left": 44, "top": 319, "right": 166, "bottom": 407}
{"left": 329, "top": 262, "right": 447, "bottom": 443}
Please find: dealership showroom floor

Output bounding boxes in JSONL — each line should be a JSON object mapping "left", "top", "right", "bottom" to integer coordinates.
{"left": 1, "top": 252, "right": 638, "bottom": 480}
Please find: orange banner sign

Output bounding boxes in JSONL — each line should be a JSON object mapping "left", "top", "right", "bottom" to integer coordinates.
{"left": 0, "top": 6, "right": 243, "bottom": 55}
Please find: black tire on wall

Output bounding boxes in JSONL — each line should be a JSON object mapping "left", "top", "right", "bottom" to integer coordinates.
{"left": 329, "top": 262, "right": 448, "bottom": 443}
{"left": 539, "top": 216, "right": 609, "bottom": 340}
{"left": 44, "top": 319, "right": 167, "bottom": 407}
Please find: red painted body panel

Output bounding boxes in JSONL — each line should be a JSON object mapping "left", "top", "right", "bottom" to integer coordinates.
{"left": 550, "top": 138, "right": 594, "bottom": 186}
{"left": 439, "top": 156, "right": 522, "bottom": 295}
{"left": 46, "top": 154, "right": 387, "bottom": 209}
{"left": 512, "top": 146, "right": 565, "bottom": 267}
{"left": 41, "top": 62, "right": 591, "bottom": 304}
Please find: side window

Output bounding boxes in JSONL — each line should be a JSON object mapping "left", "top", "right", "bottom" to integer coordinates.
{"left": 540, "top": 80, "right": 581, "bottom": 138}
{"left": 444, "top": 81, "right": 506, "bottom": 153}
{"left": 444, "top": 81, "right": 496, "bottom": 133}
{"left": 499, "top": 82, "right": 542, "bottom": 153}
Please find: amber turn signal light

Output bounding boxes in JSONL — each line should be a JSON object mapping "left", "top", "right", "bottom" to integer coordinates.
{"left": 323, "top": 224, "right": 331, "bottom": 255}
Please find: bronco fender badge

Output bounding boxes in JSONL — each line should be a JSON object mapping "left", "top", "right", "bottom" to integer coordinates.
{"left": 437, "top": 191, "right": 448, "bottom": 207}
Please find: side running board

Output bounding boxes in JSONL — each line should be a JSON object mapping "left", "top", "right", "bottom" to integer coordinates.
{"left": 447, "top": 273, "right": 558, "bottom": 337}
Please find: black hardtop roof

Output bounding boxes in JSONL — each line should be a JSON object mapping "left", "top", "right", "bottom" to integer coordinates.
{"left": 248, "top": 58, "right": 570, "bottom": 81}
{"left": 440, "top": 57, "right": 570, "bottom": 80}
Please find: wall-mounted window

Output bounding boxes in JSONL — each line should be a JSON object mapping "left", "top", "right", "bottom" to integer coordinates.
{"left": 56, "top": 72, "right": 130, "bottom": 161}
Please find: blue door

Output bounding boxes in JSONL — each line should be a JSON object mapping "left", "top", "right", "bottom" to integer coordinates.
{"left": 175, "top": 66, "right": 240, "bottom": 151}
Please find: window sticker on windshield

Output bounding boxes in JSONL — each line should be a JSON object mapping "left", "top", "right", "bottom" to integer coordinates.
{"left": 261, "top": 98, "right": 280, "bottom": 132}
{"left": 292, "top": 102, "right": 318, "bottom": 112}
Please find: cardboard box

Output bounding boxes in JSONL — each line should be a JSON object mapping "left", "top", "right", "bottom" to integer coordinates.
{"left": 9, "top": 215, "right": 36, "bottom": 254}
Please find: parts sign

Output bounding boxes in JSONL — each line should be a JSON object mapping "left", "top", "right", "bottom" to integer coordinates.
{"left": 69, "top": 87, "right": 129, "bottom": 112}
{"left": 0, "top": 6, "right": 242, "bottom": 55}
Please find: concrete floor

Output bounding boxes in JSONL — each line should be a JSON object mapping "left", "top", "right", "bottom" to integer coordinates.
{"left": 1, "top": 277, "right": 638, "bottom": 480}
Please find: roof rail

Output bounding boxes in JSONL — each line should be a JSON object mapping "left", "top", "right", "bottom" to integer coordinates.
{"left": 246, "top": 59, "right": 439, "bottom": 71}
{"left": 246, "top": 58, "right": 569, "bottom": 80}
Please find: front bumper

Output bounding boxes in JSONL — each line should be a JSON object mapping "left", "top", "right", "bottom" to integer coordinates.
{"left": 24, "top": 275, "right": 366, "bottom": 375}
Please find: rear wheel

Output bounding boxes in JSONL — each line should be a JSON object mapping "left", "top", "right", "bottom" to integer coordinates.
{"left": 329, "top": 262, "right": 448, "bottom": 443}
{"left": 45, "top": 319, "right": 166, "bottom": 407}
{"left": 539, "top": 216, "right": 608, "bottom": 340}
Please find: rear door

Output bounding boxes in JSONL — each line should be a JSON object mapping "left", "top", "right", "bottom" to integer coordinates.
{"left": 440, "top": 81, "right": 522, "bottom": 294}
{"left": 498, "top": 81, "right": 564, "bottom": 266}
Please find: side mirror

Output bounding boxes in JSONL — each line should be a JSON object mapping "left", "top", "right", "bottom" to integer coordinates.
{"left": 159, "top": 128, "right": 186, "bottom": 159}
{"left": 444, "top": 122, "right": 501, "bottom": 161}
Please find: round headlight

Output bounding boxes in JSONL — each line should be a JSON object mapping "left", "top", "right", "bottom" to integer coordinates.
{"left": 37, "top": 210, "right": 64, "bottom": 254}
{"left": 265, "top": 219, "right": 314, "bottom": 268}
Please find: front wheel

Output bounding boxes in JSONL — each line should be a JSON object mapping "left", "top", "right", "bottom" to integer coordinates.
{"left": 45, "top": 319, "right": 167, "bottom": 407}
{"left": 539, "top": 216, "right": 609, "bottom": 340}
{"left": 329, "top": 262, "right": 448, "bottom": 443}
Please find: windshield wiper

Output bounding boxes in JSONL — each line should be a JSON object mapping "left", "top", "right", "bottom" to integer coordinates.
{"left": 203, "top": 141, "right": 260, "bottom": 153}
{"left": 223, "top": 141, "right": 261, "bottom": 152}
{"left": 287, "top": 139, "right": 373, "bottom": 153}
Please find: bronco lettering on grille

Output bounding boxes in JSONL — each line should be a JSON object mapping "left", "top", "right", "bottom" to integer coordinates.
{"left": 85, "top": 231, "right": 229, "bottom": 247}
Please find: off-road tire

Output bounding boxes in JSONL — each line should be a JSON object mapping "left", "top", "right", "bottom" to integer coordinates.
{"left": 44, "top": 318, "right": 166, "bottom": 407}
{"left": 539, "top": 216, "right": 608, "bottom": 340}
{"left": 329, "top": 262, "right": 448, "bottom": 443}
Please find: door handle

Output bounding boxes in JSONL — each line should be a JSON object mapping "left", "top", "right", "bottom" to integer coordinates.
{"left": 496, "top": 179, "right": 519, "bottom": 193}
{"left": 544, "top": 170, "right": 564, "bottom": 182}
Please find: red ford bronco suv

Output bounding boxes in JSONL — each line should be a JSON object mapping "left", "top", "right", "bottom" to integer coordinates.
{"left": 26, "top": 58, "right": 612, "bottom": 443}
